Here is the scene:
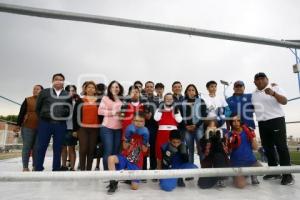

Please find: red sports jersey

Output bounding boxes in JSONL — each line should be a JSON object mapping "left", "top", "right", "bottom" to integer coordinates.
{"left": 158, "top": 110, "right": 177, "bottom": 127}
{"left": 156, "top": 109, "right": 179, "bottom": 160}
{"left": 122, "top": 134, "right": 147, "bottom": 168}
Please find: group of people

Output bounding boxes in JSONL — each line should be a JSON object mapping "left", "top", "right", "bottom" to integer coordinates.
{"left": 14, "top": 72, "right": 295, "bottom": 194}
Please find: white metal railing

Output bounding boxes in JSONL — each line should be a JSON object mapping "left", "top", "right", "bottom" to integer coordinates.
{"left": 0, "top": 3, "right": 300, "bottom": 49}
{"left": 0, "top": 166, "right": 299, "bottom": 182}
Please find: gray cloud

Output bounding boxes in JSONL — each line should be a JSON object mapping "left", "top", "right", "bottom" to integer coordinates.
{"left": 0, "top": 0, "right": 299, "bottom": 136}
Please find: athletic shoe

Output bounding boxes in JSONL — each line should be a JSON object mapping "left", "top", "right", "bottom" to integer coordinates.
{"left": 263, "top": 175, "right": 282, "bottom": 180}
{"left": 122, "top": 180, "right": 131, "bottom": 185}
{"left": 281, "top": 174, "right": 295, "bottom": 185}
{"left": 177, "top": 178, "right": 186, "bottom": 187}
{"left": 185, "top": 177, "right": 194, "bottom": 181}
{"left": 251, "top": 176, "right": 260, "bottom": 185}
{"left": 60, "top": 166, "right": 68, "bottom": 171}
{"left": 107, "top": 181, "right": 118, "bottom": 194}
{"left": 216, "top": 180, "right": 226, "bottom": 188}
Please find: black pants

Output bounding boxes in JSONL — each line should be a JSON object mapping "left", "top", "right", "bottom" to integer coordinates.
{"left": 144, "top": 125, "right": 157, "bottom": 170}
{"left": 78, "top": 128, "right": 99, "bottom": 171}
{"left": 258, "top": 117, "right": 291, "bottom": 167}
{"left": 198, "top": 153, "right": 229, "bottom": 189}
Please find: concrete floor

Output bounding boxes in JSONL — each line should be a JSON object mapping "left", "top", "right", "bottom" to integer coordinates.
{"left": 0, "top": 153, "right": 299, "bottom": 200}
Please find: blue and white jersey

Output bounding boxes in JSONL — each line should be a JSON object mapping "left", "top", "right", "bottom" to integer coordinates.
{"left": 227, "top": 93, "right": 255, "bottom": 129}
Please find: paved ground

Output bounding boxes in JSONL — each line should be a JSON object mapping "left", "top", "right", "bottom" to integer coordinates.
{"left": 0, "top": 153, "right": 299, "bottom": 200}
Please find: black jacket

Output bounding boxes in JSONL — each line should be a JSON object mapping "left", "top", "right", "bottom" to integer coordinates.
{"left": 36, "top": 88, "right": 72, "bottom": 122}
{"left": 182, "top": 97, "right": 207, "bottom": 128}
{"left": 161, "top": 143, "right": 189, "bottom": 169}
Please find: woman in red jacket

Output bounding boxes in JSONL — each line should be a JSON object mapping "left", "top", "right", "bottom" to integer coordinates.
{"left": 73, "top": 81, "right": 101, "bottom": 171}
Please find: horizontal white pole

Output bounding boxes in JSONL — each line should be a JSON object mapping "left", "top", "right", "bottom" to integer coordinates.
{"left": 0, "top": 166, "right": 299, "bottom": 182}
{"left": 0, "top": 3, "right": 300, "bottom": 49}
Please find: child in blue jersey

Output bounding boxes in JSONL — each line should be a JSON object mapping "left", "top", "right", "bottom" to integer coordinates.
{"left": 159, "top": 130, "right": 198, "bottom": 192}
{"left": 106, "top": 112, "right": 149, "bottom": 194}
{"left": 228, "top": 115, "right": 261, "bottom": 188}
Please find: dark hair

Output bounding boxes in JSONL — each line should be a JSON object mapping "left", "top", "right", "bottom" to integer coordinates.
{"left": 134, "top": 80, "right": 143, "bottom": 87}
{"left": 184, "top": 84, "right": 199, "bottom": 98}
{"left": 164, "top": 92, "right": 173, "bottom": 98}
{"left": 169, "top": 130, "right": 181, "bottom": 140}
{"left": 128, "top": 85, "right": 140, "bottom": 95}
{"left": 134, "top": 111, "right": 146, "bottom": 119}
{"left": 229, "top": 113, "right": 243, "bottom": 128}
{"left": 52, "top": 73, "right": 65, "bottom": 81}
{"left": 82, "top": 81, "right": 97, "bottom": 96}
{"left": 96, "top": 83, "right": 106, "bottom": 95}
{"left": 206, "top": 80, "right": 217, "bottom": 88}
{"left": 65, "top": 85, "right": 77, "bottom": 92}
{"left": 81, "top": 81, "right": 88, "bottom": 88}
{"left": 127, "top": 86, "right": 133, "bottom": 95}
{"left": 172, "top": 81, "right": 182, "bottom": 87}
{"left": 107, "top": 80, "right": 124, "bottom": 101}
{"left": 145, "top": 81, "right": 154, "bottom": 86}
{"left": 155, "top": 83, "right": 165, "bottom": 89}
{"left": 203, "top": 119, "right": 218, "bottom": 132}
{"left": 35, "top": 85, "right": 44, "bottom": 90}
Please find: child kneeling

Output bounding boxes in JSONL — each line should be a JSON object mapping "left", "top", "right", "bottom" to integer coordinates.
{"left": 160, "top": 130, "right": 198, "bottom": 192}
{"left": 197, "top": 119, "right": 230, "bottom": 189}
{"left": 228, "top": 115, "right": 261, "bottom": 189}
{"left": 106, "top": 112, "right": 149, "bottom": 194}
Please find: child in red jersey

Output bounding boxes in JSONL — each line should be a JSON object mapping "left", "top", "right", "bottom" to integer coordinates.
{"left": 106, "top": 112, "right": 149, "bottom": 194}
{"left": 154, "top": 93, "right": 182, "bottom": 169}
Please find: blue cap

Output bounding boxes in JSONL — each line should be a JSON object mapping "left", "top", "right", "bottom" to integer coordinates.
{"left": 234, "top": 80, "right": 245, "bottom": 87}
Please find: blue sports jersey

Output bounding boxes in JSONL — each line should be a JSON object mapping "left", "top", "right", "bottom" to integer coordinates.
{"left": 229, "top": 131, "right": 257, "bottom": 167}
{"left": 226, "top": 93, "right": 255, "bottom": 129}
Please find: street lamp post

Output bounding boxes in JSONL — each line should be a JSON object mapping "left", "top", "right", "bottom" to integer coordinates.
{"left": 220, "top": 80, "right": 230, "bottom": 98}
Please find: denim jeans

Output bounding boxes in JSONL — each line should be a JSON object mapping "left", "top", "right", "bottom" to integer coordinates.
{"left": 35, "top": 120, "right": 66, "bottom": 171}
{"left": 184, "top": 125, "right": 204, "bottom": 164}
{"left": 100, "top": 126, "right": 121, "bottom": 170}
{"left": 21, "top": 127, "right": 37, "bottom": 169}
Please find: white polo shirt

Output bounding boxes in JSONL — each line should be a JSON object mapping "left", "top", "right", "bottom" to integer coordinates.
{"left": 202, "top": 94, "right": 228, "bottom": 118}
{"left": 252, "top": 85, "right": 286, "bottom": 122}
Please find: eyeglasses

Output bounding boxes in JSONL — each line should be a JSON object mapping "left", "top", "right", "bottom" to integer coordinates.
{"left": 134, "top": 119, "right": 145, "bottom": 123}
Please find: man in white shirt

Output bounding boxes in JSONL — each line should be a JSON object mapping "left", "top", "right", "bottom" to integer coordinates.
{"left": 252, "top": 72, "right": 294, "bottom": 185}
{"left": 202, "top": 80, "right": 230, "bottom": 128}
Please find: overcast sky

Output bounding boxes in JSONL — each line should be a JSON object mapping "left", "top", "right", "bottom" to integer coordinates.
{"left": 0, "top": 0, "right": 300, "bottom": 136}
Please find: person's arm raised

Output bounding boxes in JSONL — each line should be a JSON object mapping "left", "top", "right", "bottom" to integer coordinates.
{"left": 264, "top": 88, "right": 287, "bottom": 105}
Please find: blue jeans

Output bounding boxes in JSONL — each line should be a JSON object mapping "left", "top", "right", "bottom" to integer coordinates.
{"left": 184, "top": 126, "right": 203, "bottom": 164}
{"left": 160, "top": 162, "right": 198, "bottom": 191}
{"left": 21, "top": 127, "right": 37, "bottom": 169}
{"left": 35, "top": 120, "right": 66, "bottom": 171}
{"left": 100, "top": 126, "right": 121, "bottom": 170}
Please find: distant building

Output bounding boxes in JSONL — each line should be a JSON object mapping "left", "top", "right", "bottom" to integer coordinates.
{"left": 0, "top": 121, "right": 21, "bottom": 150}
